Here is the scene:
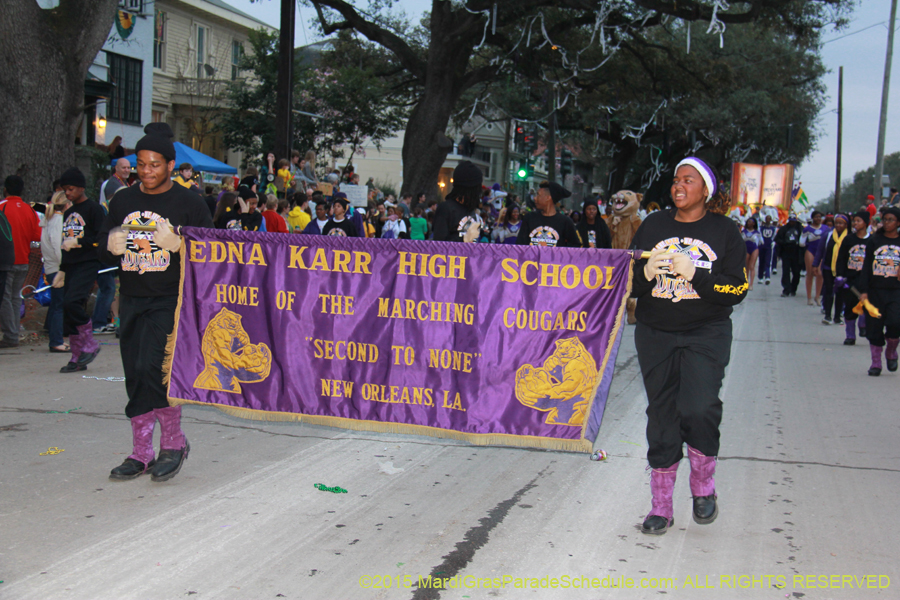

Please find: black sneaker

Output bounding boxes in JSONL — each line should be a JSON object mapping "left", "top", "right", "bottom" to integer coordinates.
{"left": 151, "top": 440, "right": 190, "bottom": 482}
{"left": 693, "top": 495, "right": 718, "bottom": 524}
{"left": 843, "top": 338, "right": 856, "bottom": 346}
{"left": 77, "top": 347, "right": 101, "bottom": 366}
{"left": 60, "top": 361, "right": 86, "bottom": 373}
{"left": 109, "top": 458, "right": 157, "bottom": 480}
{"left": 641, "top": 515, "right": 673, "bottom": 535}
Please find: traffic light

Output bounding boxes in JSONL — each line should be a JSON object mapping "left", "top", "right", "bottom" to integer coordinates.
{"left": 516, "top": 160, "right": 530, "bottom": 180}
{"left": 560, "top": 148, "right": 573, "bottom": 176}
{"left": 514, "top": 125, "right": 524, "bottom": 150}
{"left": 524, "top": 129, "right": 538, "bottom": 155}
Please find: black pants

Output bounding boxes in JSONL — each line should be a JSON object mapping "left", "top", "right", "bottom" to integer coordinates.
{"left": 119, "top": 294, "right": 178, "bottom": 418}
{"left": 635, "top": 319, "right": 733, "bottom": 469}
{"left": 842, "top": 286, "right": 860, "bottom": 322}
{"left": 865, "top": 288, "right": 900, "bottom": 346}
{"left": 758, "top": 244, "right": 773, "bottom": 280}
{"left": 822, "top": 270, "right": 844, "bottom": 320}
{"left": 780, "top": 251, "right": 802, "bottom": 294}
{"left": 63, "top": 260, "right": 101, "bottom": 335}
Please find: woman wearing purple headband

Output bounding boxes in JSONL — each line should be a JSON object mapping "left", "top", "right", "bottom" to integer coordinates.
{"left": 631, "top": 157, "right": 748, "bottom": 536}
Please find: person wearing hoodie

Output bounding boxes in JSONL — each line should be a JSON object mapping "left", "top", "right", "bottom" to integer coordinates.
{"left": 53, "top": 167, "right": 106, "bottom": 372}
{"left": 0, "top": 175, "right": 42, "bottom": 349}
{"left": 302, "top": 201, "right": 330, "bottom": 235}
{"left": 322, "top": 195, "right": 358, "bottom": 237}
{"left": 577, "top": 197, "right": 612, "bottom": 249}
{"left": 41, "top": 191, "right": 70, "bottom": 352}
{"left": 288, "top": 195, "right": 311, "bottom": 233}
{"left": 260, "top": 195, "right": 288, "bottom": 233}
{"left": 775, "top": 217, "right": 803, "bottom": 297}
{"left": 757, "top": 215, "right": 777, "bottom": 284}
{"left": 856, "top": 206, "right": 900, "bottom": 376}
{"left": 835, "top": 211, "right": 871, "bottom": 345}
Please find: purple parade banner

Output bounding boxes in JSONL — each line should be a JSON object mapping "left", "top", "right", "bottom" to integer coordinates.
{"left": 164, "top": 228, "right": 634, "bottom": 452}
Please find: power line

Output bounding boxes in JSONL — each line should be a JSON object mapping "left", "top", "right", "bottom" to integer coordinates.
{"left": 821, "top": 21, "right": 886, "bottom": 45}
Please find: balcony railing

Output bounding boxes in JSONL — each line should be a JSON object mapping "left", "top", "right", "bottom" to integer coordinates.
{"left": 174, "top": 77, "right": 233, "bottom": 98}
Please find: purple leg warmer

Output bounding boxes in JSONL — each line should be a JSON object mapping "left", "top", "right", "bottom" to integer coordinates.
{"left": 648, "top": 464, "right": 679, "bottom": 520}
{"left": 154, "top": 405, "right": 185, "bottom": 450}
{"left": 687, "top": 445, "right": 717, "bottom": 498}
{"left": 127, "top": 411, "right": 157, "bottom": 466}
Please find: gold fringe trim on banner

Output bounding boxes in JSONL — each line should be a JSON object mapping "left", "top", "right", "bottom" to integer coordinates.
{"left": 164, "top": 239, "right": 643, "bottom": 454}
{"left": 162, "top": 240, "right": 189, "bottom": 389}
{"left": 576, "top": 256, "right": 635, "bottom": 441}
{"left": 167, "top": 396, "right": 594, "bottom": 453}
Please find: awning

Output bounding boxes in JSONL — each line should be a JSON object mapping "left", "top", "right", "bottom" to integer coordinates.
{"left": 114, "top": 141, "right": 238, "bottom": 175}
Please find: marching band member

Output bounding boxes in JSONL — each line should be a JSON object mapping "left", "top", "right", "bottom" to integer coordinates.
{"left": 631, "top": 157, "right": 748, "bottom": 535}
{"left": 98, "top": 123, "right": 213, "bottom": 482}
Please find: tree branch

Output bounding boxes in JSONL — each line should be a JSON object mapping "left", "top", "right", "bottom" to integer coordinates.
{"left": 311, "top": 0, "right": 426, "bottom": 81}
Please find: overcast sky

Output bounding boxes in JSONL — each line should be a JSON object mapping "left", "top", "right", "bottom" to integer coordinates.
{"left": 228, "top": 0, "right": 899, "bottom": 204}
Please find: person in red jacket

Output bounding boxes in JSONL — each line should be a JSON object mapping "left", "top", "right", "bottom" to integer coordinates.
{"left": 0, "top": 175, "right": 41, "bottom": 348}
{"left": 261, "top": 195, "right": 287, "bottom": 233}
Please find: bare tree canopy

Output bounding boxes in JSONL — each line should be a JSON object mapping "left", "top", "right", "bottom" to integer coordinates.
{"left": 305, "top": 0, "right": 854, "bottom": 199}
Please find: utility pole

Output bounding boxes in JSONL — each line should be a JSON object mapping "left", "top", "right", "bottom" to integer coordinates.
{"left": 501, "top": 118, "right": 511, "bottom": 187}
{"left": 835, "top": 66, "right": 843, "bottom": 213}
{"left": 547, "top": 110, "right": 557, "bottom": 182}
{"left": 273, "top": 0, "right": 296, "bottom": 161}
{"left": 874, "top": 0, "right": 898, "bottom": 202}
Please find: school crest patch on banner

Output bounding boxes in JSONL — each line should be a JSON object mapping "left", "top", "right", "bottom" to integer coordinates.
{"left": 193, "top": 308, "right": 272, "bottom": 393}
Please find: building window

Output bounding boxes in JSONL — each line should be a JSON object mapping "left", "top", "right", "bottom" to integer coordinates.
{"left": 122, "top": 0, "right": 143, "bottom": 12}
{"left": 231, "top": 40, "right": 244, "bottom": 80}
{"left": 153, "top": 10, "right": 166, "bottom": 69}
{"left": 196, "top": 25, "right": 209, "bottom": 79}
{"left": 107, "top": 52, "right": 142, "bottom": 124}
{"left": 152, "top": 110, "right": 166, "bottom": 123}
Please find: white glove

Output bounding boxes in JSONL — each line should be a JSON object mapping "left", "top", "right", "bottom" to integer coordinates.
{"left": 107, "top": 227, "right": 127, "bottom": 255}
{"left": 670, "top": 252, "right": 696, "bottom": 281}
{"left": 643, "top": 250, "right": 673, "bottom": 280}
{"left": 52, "top": 271, "right": 65, "bottom": 288}
{"left": 61, "top": 237, "right": 81, "bottom": 251}
{"left": 462, "top": 220, "right": 480, "bottom": 243}
{"left": 236, "top": 196, "right": 249, "bottom": 214}
{"left": 153, "top": 218, "right": 182, "bottom": 252}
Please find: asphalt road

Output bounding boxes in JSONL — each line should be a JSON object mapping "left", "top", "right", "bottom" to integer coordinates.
{"left": 1, "top": 282, "right": 898, "bottom": 600}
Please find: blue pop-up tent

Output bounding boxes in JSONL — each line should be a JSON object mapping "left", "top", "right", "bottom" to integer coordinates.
{"left": 112, "top": 141, "right": 237, "bottom": 174}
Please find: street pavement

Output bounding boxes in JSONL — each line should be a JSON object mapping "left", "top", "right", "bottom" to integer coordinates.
{"left": 1, "top": 280, "right": 898, "bottom": 600}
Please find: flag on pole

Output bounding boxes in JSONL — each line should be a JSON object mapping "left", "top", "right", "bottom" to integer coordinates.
{"left": 792, "top": 181, "right": 809, "bottom": 208}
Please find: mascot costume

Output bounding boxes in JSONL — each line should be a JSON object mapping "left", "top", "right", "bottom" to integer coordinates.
{"left": 608, "top": 190, "right": 644, "bottom": 323}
